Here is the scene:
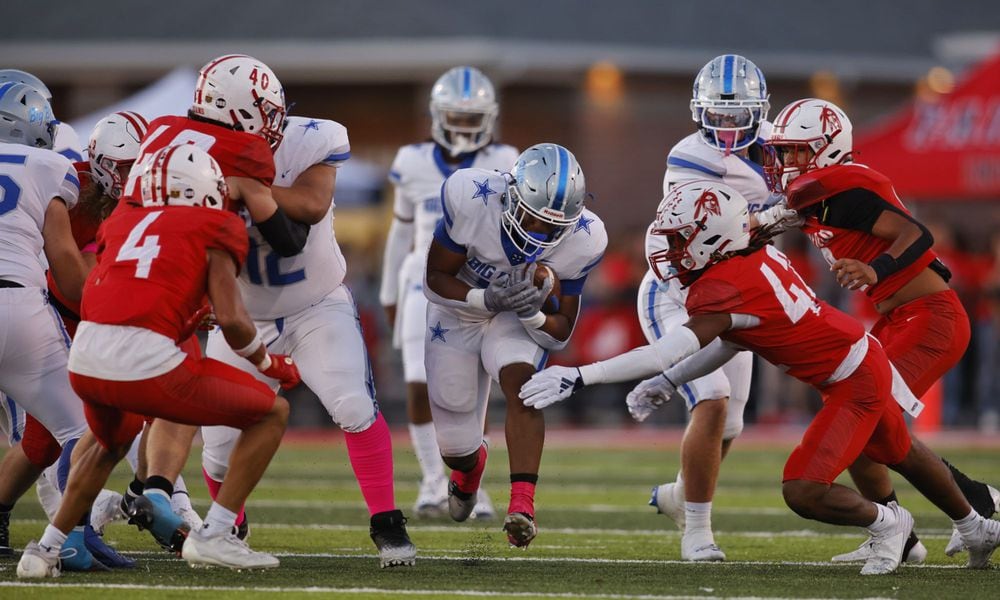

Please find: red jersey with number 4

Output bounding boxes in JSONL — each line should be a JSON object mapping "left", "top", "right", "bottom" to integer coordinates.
{"left": 786, "top": 164, "right": 937, "bottom": 304}
{"left": 122, "top": 115, "right": 274, "bottom": 207}
{"left": 686, "top": 245, "right": 866, "bottom": 386}
{"left": 82, "top": 206, "right": 248, "bottom": 342}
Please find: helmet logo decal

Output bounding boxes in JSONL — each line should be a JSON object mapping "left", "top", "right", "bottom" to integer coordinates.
{"left": 820, "top": 106, "right": 842, "bottom": 137}
{"left": 693, "top": 190, "right": 722, "bottom": 220}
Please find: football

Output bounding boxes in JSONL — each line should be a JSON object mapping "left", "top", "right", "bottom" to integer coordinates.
{"left": 533, "top": 263, "right": 561, "bottom": 314}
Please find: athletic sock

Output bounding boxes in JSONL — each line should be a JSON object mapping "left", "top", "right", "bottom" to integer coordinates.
{"left": 143, "top": 475, "right": 173, "bottom": 498}
{"left": 202, "top": 467, "right": 245, "bottom": 527}
{"left": 344, "top": 412, "right": 396, "bottom": 516}
{"left": 450, "top": 443, "right": 488, "bottom": 497}
{"left": 953, "top": 509, "right": 981, "bottom": 539}
{"left": 508, "top": 474, "right": 538, "bottom": 517}
{"left": 685, "top": 501, "right": 713, "bottom": 534}
{"left": 39, "top": 524, "right": 68, "bottom": 551}
{"left": 202, "top": 502, "right": 237, "bottom": 537}
{"left": 942, "top": 458, "right": 996, "bottom": 518}
{"left": 866, "top": 503, "right": 894, "bottom": 534}
{"left": 408, "top": 422, "right": 445, "bottom": 482}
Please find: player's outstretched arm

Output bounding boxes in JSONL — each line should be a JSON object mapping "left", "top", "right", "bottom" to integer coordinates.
{"left": 520, "top": 313, "right": 731, "bottom": 409}
{"left": 271, "top": 164, "right": 336, "bottom": 225}
{"left": 42, "top": 198, "right": 89, "bottom": 304}
{"left": 230, "top": 176, "right": 309, "bottom": 257}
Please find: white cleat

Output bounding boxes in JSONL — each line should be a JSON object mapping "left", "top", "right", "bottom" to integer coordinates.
{"left": 681, "top": 531, "right": 726, "bottom": 562}
{"left": 860, "top": 502, "right": 913, "bottom": 576}
{"left": 648, "top": 481, "right": 685, "bottom": 530}
{"left": 964, "top": 516, "right": 1000, "bottom": 569}
{"left": 946, "top": 484, "right": 1000, "bottom": 557}
{"left": 472, "top": 488, "right": 496, "bottom": 520}
{"left": 832, "top": 538, "right": 926, "bottom": 564}
{"left": 182, "top": 527, "right": 279, "bottom": 570}
{"left": 16, "top": 541, "right": 61, "bottom": 579}
{"left": 412, "top": 475, "right": 449, "bottom": 518}
{"left": 175, "top": 505, "right": 204, "bottom": 532}
{"left": 90, "top": 489, "right": 126, "bottom": 535}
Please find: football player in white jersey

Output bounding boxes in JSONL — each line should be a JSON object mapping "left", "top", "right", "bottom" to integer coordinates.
{"left": 186, "top": 114, "right": 415, "bottom": 568}
{"left": 380, "top": 66, "right": 517, "bottom": 519}
{"left": 425, "top": 143, "right": 606, "bottom": 547}
{"left": 629, "top": 55, "right": 783, "bottom": 561}
{"left": 0, "top": 82, "right": 108, "bottom": 569}
{"left": 0, "top": 70, "right": 84, "bottom": 162}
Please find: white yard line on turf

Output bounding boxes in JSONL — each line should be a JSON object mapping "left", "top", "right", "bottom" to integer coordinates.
{"left": 0, "top": 582, "right": 901, "bottom": 600}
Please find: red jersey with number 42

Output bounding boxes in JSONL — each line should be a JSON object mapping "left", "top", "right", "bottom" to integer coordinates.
{"left": 686, "top": 245, "right": 866, "bottom": 386}
{"left": 82, "top": 206, "right": 248, "bottom": 342}
{"left": 122, "top": 115, "right": 275, "bottom": 207}
{"left": 787, "top": 164, "right": 937, "bottom": 304}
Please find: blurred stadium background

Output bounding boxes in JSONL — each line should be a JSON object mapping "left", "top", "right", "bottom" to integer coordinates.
{"left": 6, "top": 0, "right": 1000, "bottom": 434}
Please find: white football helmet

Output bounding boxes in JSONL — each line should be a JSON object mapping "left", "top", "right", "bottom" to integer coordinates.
{"left": 88, "top": 111, "right": 149, "bottom": 200}
{"left": 0, "top": 69, "right": 51, "bottom": 101}
{"left": 764, "top": 98, "right": 853, "bottom": 193}
{"left": 690, "top": 55, "right": 769, "bottom": 153}
{"left": 191, "top": 54, "right": 286, "bottom": 148}
{"left": 0, "top": 82, "right": 55, "bottom": 149}
{"left": 647, "top": 180, "right": 750, "bottom": 285}
{"left": 430, "top": 66, "right": 498, "bottom": 156}
{"left": 502, "top": 143, "right": 586, "bottom": 258}
{"left": 138, "top": 144, "right": 228, "bottom": 210}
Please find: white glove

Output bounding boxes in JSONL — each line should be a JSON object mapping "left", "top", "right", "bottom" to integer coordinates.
{"left": 625, "top": 374, "right": 677, "bottom": 422}
{"left": 754, "top": 200, "right": 803, "bottom": 234}
{"left": 483, "top": 274, "right": 536, "bottom": 313}
{"left": 519, "top": 366, "right": 583, "bottom": 410}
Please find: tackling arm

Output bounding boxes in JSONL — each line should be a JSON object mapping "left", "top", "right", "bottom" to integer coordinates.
{"left": 42, "top": 198, "right": 89, "bottom": 304}
{"left": 230, "top": 176, "right": 310, "bottom": 257}
{"left": 661, "top": 337, "right": 741, "bottom": 385}
{"left": 270, "top": 164, "right": 336, "bottom": 225}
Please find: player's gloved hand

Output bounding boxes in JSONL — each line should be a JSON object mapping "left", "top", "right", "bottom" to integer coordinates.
{"left": 753, "top": 200, "right": 803, "bottom": 234}
{"left": 483, "top": 272, "right": 536, "bottom": 313}
{"left": 519, "top": 366, "right": 584, "bottom": 409}
{"left": 626, "top": 374, "right": 677, "bottom": 422}
{"left": 257, "top": 353, "right": 301, "bottom": 390}
{"left": 179, "top": 304, "right": 216, "bottom": 341}
{"left": 512, "top": 263, "right": 554, "bottom": 317}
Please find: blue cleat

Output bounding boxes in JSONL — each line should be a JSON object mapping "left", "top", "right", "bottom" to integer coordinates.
{"left": 83, "top": 525, "right": 135, "bottom": 569}
{"left": 61, "top": 529, "right": 110, "bottom": 572}
{"left": 127, "top": 492, "right": 189, "bottom": 553}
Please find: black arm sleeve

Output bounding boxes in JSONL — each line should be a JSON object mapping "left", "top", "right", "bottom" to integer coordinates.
{"left": 255, "top": 207, "right": 310, "bottom": 257}
{"left": 819, "top": 187, "right": 934, "bottom": 281}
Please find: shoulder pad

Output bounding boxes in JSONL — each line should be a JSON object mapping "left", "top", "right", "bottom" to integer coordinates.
{"left": 786, "top": 164, "right": 891, "bottom": 211}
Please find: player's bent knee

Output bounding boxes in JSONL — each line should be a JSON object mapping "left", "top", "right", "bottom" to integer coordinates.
{"left": 268, "top": 395, "right": 290, "bottom": 426}
{"left": 331, "top": 397, "right": 378, "bottom": 433}
{"left": 442, "top": 451, "right": 478, "bottom": 472}
{"left": 723, "top": 418, "right": 744, "bottom": 441}
{"left": 781, "top": 480, "right": 824, "bottom": 519}
{"left": 202, "top": 452, "right": 229, "bottom": 482}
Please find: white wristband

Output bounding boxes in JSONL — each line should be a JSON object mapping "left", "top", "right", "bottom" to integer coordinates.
{"left": 255, "top": 353, "right": 272, "bottom": 372}
{"left": 519, "top": 311, "right": 546, "bottom": 329}
{"left": 466, "top": 288, "right": 487, "bottom": 311}
{"left": 233, "top": 332, "right": 264, "bottom": 358}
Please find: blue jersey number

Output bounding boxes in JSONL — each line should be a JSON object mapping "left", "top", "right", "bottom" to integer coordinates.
{"left": 246, "top": 238, "right": 306, "bottom": 286}
{"left": 0, "top": 174, "right": 22, "bottom": 216}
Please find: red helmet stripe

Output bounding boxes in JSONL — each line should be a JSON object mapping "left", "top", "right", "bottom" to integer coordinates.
{"left": 776, "top": 98, "right": 812, "bottom": 130}
{"left": 116, "top": 111, "right": 148, "bottom": 139}
{"left": 157, "top": 145, "right": 182, "bottom": 205}
{"left": 195, "top": 54, "right": 250, "bottom": 100}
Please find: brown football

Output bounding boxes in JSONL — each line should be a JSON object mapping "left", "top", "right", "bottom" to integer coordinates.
{"left": 533, "top": 263, "right": 561, "bottom": 314}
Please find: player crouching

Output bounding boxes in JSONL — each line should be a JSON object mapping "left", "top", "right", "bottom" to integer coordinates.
{"left": 17, "top": 145, "right": 300, "bottom": 577}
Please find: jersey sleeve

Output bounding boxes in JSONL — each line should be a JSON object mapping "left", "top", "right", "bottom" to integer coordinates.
{"left": 318, "top": 121, "right": 350, "bottom": 167}
{"left": 228, "top": 135, "right": 276, "bottom": 185}
{"left": 57, "top": 160, "right": 81, "bottom": 210}
{"left": 207, "top": 211, "right": 250, "bottom": 269}
{"left": 665, "top": 139, "right": 726, "bottom": 189}
{"left": 686, "top": 277, "right": 745, "bottom": 316}
{"left": 433, "top": 171, "right": 470, "bottom": 253}
{"left": 554, "top": 210, "right": 608, "bottom": 296}
{"left": 388, "top": 146, "right": 415, "bottom": 220}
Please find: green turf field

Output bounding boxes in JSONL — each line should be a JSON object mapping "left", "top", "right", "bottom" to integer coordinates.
{"left": 2, "top": 432, "right": 998, "bottom": 599}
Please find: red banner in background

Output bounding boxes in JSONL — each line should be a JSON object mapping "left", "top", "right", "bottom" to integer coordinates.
{"left": 854, "top": 50, "right": 1000, "bottom": 200}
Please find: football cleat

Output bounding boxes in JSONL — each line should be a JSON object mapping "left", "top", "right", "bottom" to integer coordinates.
{"left": 234, "top": 513, "right": 250, "bottom": 541}
{"left": 964, "top": 516, "right": 1000, "bottom": 569}
{"left": 472, "top": 488, "right": 497, "bottom": 520}
{"left": 83, "top": 525, "right": 135, "bottom": 569}
{"left": 61, "top": 529, "right": 110, "bottom": 572}
{"left": 369, "top": 509, "right": 416, "bottom": 568}
{"left": 128, "top": 492, "right": 190, "bottom": 553}
{"left": 448, "top": 480, "right": 478, "bottom": 523}
{"left": 182, "top": 526, "right": 278, "bottom": 570}
{"left": 681, "top": 531, "right": 726, "bottom": 562}
{"left": 16, "top": 541, "right": 61, "bottom": 579}
{"left": 649, "top": 481, "right": 685, "bottom": 530}
{"left": 175, "top": 504, "right": 204, "bottom": 533}
{"left": 832, "top": 537, "right": 926, "bottom": 564}
{"left": 413, "top": 475, "right": 449, "bottom": 518}
{"left": 945, "top": 484, "right": 1000, "bottom": 557}
{"left": 90, "top": 488, "right": 126, "bottom": 535}
{"left": 503, "top": 512, "right": 538, "bottom": 548}
{"left": 860, "top": 502, "right": 913, "bottom": 576}
{"left": 0, "top": 511, "right": 12, "bottom": 557}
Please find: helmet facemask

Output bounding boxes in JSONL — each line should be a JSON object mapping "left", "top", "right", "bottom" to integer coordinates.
{"left": 690, "top": 55, "right": 770, "bottom": 155}
{"left": 501, "top": 181, "right": 576, "bottom": 260}
{"left": 431, "top": 103, "right": 496, "bottom": 157}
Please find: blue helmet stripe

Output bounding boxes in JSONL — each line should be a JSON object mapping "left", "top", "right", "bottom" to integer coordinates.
{"left": 722, "top": 55, "right": 734, "bottom": 94}
{"left": 0, "top": 82, "right": 16, "bottom": 98}
{"left": 462, "top": 67, "right": 471, "bottom": 99}
{"left": 552, "top": 145, "right": 570, "bottom": 211}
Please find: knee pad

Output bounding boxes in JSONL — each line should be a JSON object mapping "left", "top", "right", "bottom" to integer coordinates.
{"left": 331, "top": 395, "right": 378, "bottom": 433}
{"left": 722, "top": 414, "right": 744, "bottom": 441}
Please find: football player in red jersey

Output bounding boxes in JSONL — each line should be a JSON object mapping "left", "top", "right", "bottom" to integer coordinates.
{"left": 760, "top": 98, "right": 998, "bottom": 562}
{"left": 16, "top": 145, "right": 301, "bottom": 578}
{"left": 520, "top": 181, "right": 1000, "bottom": 575}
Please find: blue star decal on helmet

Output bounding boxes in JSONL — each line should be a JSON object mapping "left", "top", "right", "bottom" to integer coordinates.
{"left": 471, "top": 179, "right": 497, "bottom": 206}
{"left": 300, "top": 119, "right": 321, "bottom": 131}
{"left": 575, "top": 214, "right": 594, "bottom": 235}
{"left": 429, "top": 321, "right": 450, "bottom": 342}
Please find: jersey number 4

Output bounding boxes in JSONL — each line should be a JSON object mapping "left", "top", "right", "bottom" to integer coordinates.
{"left": 760, "top": 245, "right": 820, "bottom": 324}
{"left": 116, "top": 212, "right": 162, "bottom": 279}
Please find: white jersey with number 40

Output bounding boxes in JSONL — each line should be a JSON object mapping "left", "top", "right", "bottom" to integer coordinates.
{"left": 239, "top": 116, "right": 351, "bottom": 319}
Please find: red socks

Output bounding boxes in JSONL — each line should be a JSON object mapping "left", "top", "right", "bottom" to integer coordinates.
{"left": 450, "top": 443, "right": 488, "bottom": 496}
{"left": 509, "top": 481, "right": 536, "bottom": 517}
{"left": 201, "top": 467, "right": 245, "bottom": 527}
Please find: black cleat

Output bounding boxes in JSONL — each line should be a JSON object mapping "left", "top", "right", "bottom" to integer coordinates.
{"left": 0, "top": 512, "right": 12, "bottom": 557}
{"left": 369, "top": 509, "right": 416, "bottom": 568}
{"left": 126, "top": 494, "right": 189, "bottom": 554}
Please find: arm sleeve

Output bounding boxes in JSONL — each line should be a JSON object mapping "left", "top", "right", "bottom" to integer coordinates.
{"left": 57, "top": 164, "right": 81, "bottom": 210}
{"left": 662, "top": 338, "right": 741, "bottom": 385}
{"left": 578, "top": 325, "right": 702, "bottom": 385}
{"left": 255, "top": 206, "right": 309, "bottom": 257}
{"left": 379, "top": 218, "right": 414, "bottom": 306}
